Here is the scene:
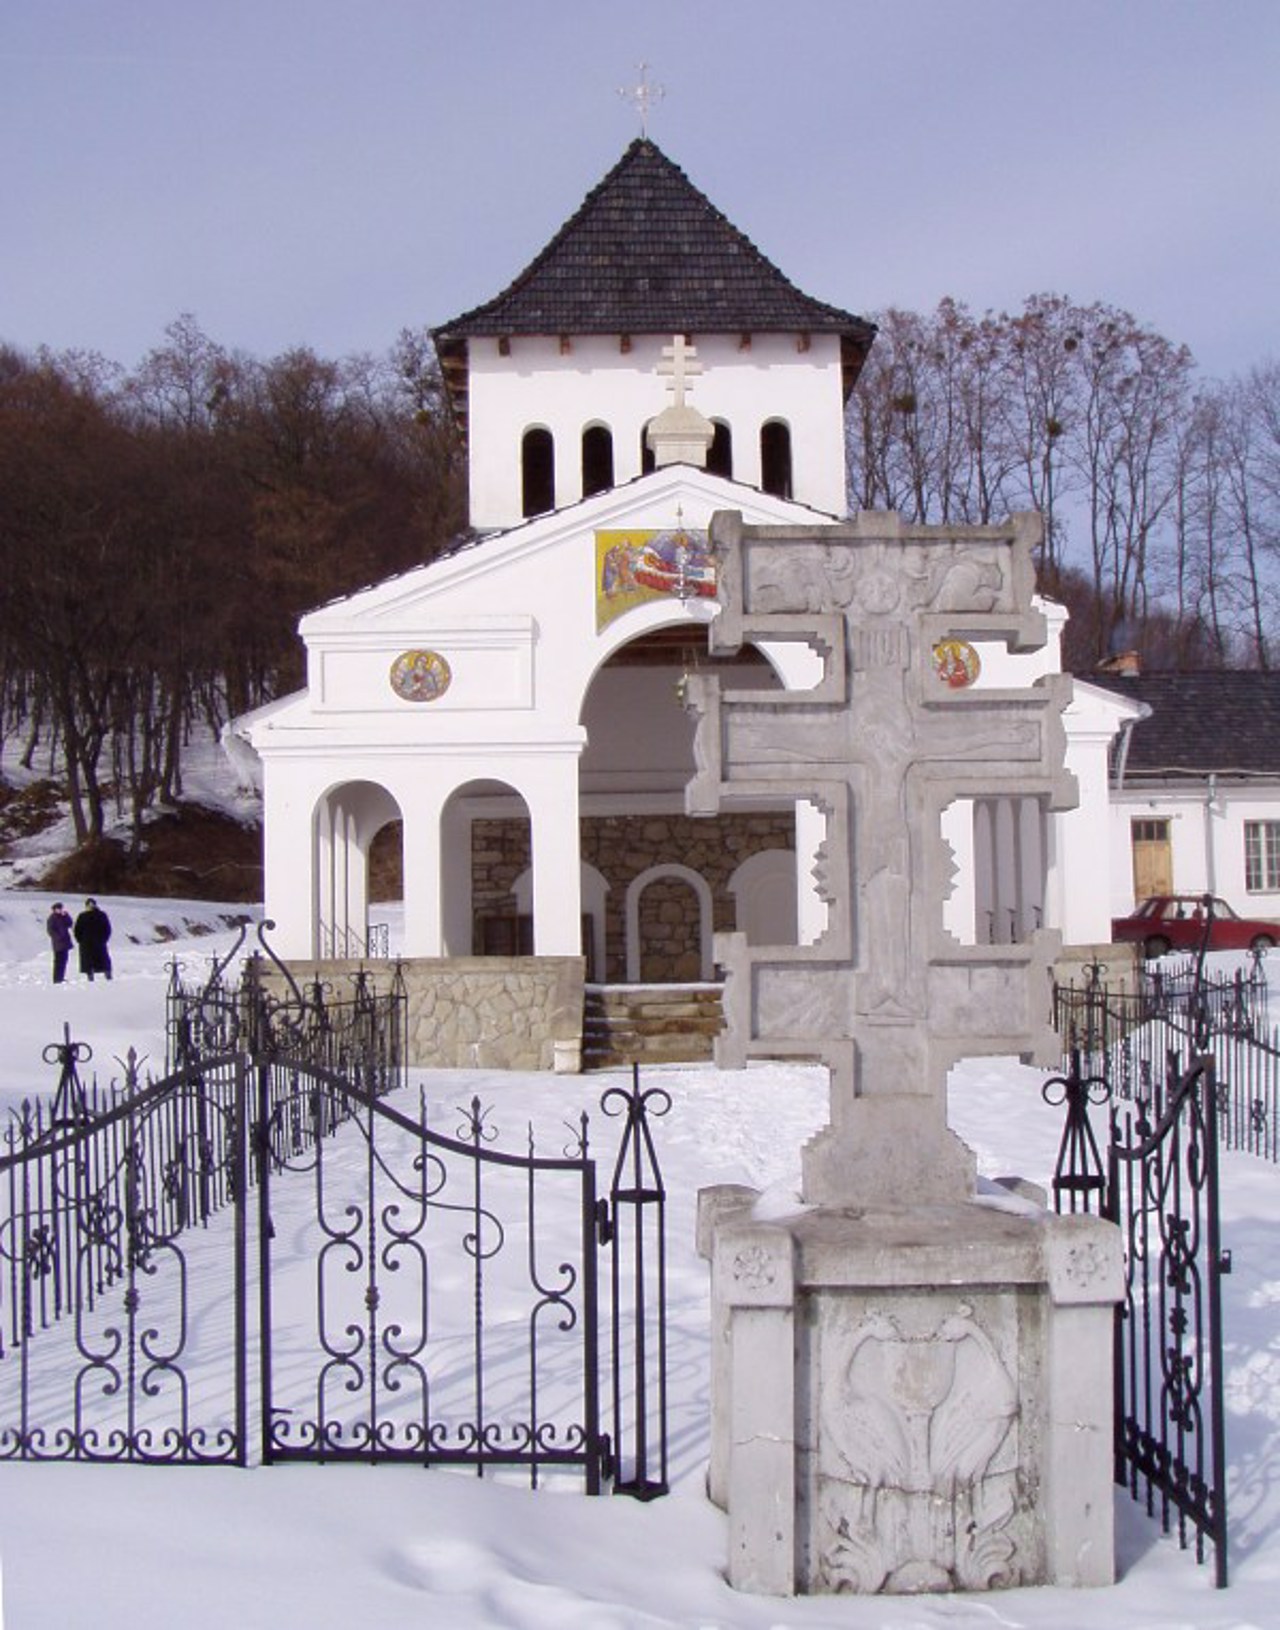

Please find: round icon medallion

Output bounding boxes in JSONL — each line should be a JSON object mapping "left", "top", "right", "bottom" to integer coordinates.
{"left": 389, "top": 648, "right": 452, "bottom": 702}
{"left": 931, "top": 638, "right": 981, "bottom": 689}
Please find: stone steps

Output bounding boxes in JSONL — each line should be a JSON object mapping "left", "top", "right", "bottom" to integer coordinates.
{"left": 582, "top": 983, "right": 723, "bottom": 1069}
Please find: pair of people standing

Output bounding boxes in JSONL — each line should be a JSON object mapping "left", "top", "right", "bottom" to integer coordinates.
{"left": 45, "top": 899, "right": 112, "bottom": 983}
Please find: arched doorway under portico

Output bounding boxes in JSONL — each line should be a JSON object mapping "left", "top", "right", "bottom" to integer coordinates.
{"left": 313, "top": 780, "right": 403, "bottom": 958}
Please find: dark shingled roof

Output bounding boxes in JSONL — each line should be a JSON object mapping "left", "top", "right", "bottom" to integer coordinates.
{"left": 1087, "top": 672, "right": 1280, "bottom": 779}
{"left": 432, "top": 139, "right": 876, "bottom": 439}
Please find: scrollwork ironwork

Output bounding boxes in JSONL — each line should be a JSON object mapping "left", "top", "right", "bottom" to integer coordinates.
{"left": 1107, "top": 1053, "right": 1227, "bottom": 1586}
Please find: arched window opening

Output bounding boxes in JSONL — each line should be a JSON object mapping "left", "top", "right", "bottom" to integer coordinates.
{"left": 521, "top": 427, "right": 555, "bottom": 518}
{"left": 760, "top": 419, "right": 793, "bottom": 499}
{"left": 582, "top": 424, "right": 614, "bottom": 497}
{"left": 640, "top": 421, "right": 656, "bottom": 475}
{"left": 707, "top": 420, "right": 733, "bottom": 479}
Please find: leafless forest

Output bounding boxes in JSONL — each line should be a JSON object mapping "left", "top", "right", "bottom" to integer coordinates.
{"left": 2, "top": 298, "right": 1277, "bottom": 850}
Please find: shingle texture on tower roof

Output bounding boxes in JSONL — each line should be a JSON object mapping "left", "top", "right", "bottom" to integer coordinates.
{"left": 1088, "top": 672, "right": 1280, "bottom": 777}
{"left": 432, "top": 139, "right": 874, "bottom": 345}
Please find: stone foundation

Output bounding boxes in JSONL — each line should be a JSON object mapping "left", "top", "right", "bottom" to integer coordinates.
{"left": 698, "top": 1186, "right": 1122, "bottom": 1596}
{"left": 278, "top": 956, "right": 586, "bottom": 1071}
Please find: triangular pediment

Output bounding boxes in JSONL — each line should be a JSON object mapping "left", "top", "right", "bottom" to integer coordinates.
{"left": 300, "top": 465, "right": 835, "bottom": 634}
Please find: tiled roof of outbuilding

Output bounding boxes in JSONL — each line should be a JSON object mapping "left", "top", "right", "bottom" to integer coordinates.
{"left": 1087, "top": 671, "right": 1280, "bottom": 778}
{"left": 432, "top": 139, "right": 876, "bottom": 438}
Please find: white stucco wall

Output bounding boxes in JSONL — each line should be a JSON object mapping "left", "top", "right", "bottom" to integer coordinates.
{"left": 1050, "top": 680, "right": 1145, "bottom": 944}
{"left": 242, "top": 469, "right": 824, "bottom": 959}
{"left": 465, "top": 332, "right": 848, "bottom": 529}
{"left": 1109, "top": 785, "right": 1280, "bottom": 917}
{"left": 238, "top": 476, "right": 1136, "bottom": 963}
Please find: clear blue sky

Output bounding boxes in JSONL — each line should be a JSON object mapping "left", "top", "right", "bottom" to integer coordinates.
{"left": 3, "top": 0, "right": 1277, "bottom": 380}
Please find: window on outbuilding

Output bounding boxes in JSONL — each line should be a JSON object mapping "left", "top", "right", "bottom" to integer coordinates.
{"left": 521, "top": 428, "right": 555, "bottom": 518}
{"left": 760, "top": 419, "right": 793, "bottom": 499}
{"left": 707, "top": 420, "right": 733, "bottom": 479}
{"left": 1245, "top": 820, "right": 1280, "bottom": 892}
{"left": 582, "top": 424, "right": 614, "bottom": 497}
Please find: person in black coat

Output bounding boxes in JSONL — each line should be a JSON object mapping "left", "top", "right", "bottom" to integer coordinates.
{"left": 45, "top": 902, "right": 74, "bottom": 983}
{"left": 73, "top": 898, "right": 113, "bottom": 981}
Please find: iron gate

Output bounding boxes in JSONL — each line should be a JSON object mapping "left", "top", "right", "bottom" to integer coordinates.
{"left": 1105, "top": 1054, "right": 1229, "bottom": 1587}
{"left": 1046, "top": 1044, "right": 1229, "bottom": 1585}
{"left": 259, "top": 1061, "right": 611, "bottom": 1485}
{"left": 0, "top": 950, "right": 668, "bottom": 1495}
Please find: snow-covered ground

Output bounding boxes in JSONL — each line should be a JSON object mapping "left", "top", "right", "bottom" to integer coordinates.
{"left": 0, "top": 891, "right": 1276, "bottom": 1629}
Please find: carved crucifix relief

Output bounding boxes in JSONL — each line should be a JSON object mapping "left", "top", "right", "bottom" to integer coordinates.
{"left": 684, "top": 510, "right": 1076, "bottom": 1208}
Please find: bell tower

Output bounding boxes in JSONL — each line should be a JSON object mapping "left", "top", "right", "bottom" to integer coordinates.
{"left": 431, "top": 140, "right": 876, "bottom": 531}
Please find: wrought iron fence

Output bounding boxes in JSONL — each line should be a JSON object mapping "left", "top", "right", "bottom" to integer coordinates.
{"left": 1053, "top": 953, "right": 1268, "bottom": 1070}
{"left": 257, "top": 1071, "right": 648, "bottom": 1488}
{"left": 1052, "top": 951, "right": 1278, "bottom": 1162}
{"left": 1106, "top": 1055, "right": 1230, "bottom": 1588}
{"left": 0, "top": 947, "right": 670, "bottom": 1492}
{"left": 166, "top": 919, "right": 408, "bottom": 1092}
{"left": 1047, "top": 940, "right": 1246, "bottom": 1585}
{"left": 603, "top": 1065, "right": 669, "bottom": 1498}
{"left": 316, "top": 919, "right": 391, "bottom": 959}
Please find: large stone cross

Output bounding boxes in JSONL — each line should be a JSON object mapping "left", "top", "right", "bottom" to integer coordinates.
{"left": 685, "top": 510, "right": 1076, "bottom": 1208}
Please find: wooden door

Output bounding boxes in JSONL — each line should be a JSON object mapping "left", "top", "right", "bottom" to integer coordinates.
{"left": 1131, "top": 818, "right": 1172, "bottom": 899}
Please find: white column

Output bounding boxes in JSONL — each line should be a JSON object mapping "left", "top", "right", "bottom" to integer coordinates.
{"left": 258, "top": 767, "right": 331, "bottom": 959}
{"left": 335, "top": 803, "right": 353, "bottom": 952}
{"left": 974, "top": 798, "right": 996, "bottom": 943}
{"left": 346, "top": 805, "right": 370, "bottom": 953}
{"left": 1019, "top": 797, "right": 1046, "bottom": 937}
{"left": 1058, "top": 722, "right": 1118, "bottom": 944}
{"left": 439, "top": 793, "right": 474, "bottom": 956}
{"left": 754, "top": 641, "right": 828, "bottom": 951}
{"left": 554, "top": 428, "right": 579, "bottom": 513}
{"left": 527, "top": 754, "right": 584, "bottom": 956}
{"left": 402, "top": 789, "right": 446, "bottom": 957}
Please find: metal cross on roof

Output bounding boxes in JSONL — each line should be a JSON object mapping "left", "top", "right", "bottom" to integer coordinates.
{"left": 617, "top": 61, "right": 665, "bottom": 137}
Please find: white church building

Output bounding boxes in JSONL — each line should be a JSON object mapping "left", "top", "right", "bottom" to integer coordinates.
{"left": 229, "top": 140, "right": 1139, "bottom": 1058}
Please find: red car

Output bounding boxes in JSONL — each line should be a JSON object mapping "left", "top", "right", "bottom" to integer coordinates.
{"left": 1111, "top": 894, "right": 1280, "bottom": 959}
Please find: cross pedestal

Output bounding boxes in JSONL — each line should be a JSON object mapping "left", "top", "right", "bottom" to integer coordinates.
{"left": 689, "top": 510, "right": 1123, "bottom": 1596}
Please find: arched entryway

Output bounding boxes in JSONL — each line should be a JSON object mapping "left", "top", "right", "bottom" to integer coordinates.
{"left": 577, "top": 618, "right": 800, "bottom": 983}
{"left": 313, "top": 780, "right": 403, "bottom": 958}
{"left": 441, "top": 779, "right": 534, "bottom": 956}
{"left": 625, "top": 864, "right": 714, "bottom": 983}
{"left": 728, "top": 848, "right": 798, "bottom": 946}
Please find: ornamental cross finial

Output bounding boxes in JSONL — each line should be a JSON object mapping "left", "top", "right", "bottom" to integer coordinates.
{"left": 657, "top": 335, "right": 702, "bottom": 408}
{"left": 618, "top": 61, "right": 665, "bottom": 137}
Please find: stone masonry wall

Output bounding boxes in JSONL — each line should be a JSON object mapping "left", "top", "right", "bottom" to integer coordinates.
{"left": 276, "top": 957, "right": 586, "bottom": 1071}
{"left": 472, "top": 811, "right": 794, "bottom": 981}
